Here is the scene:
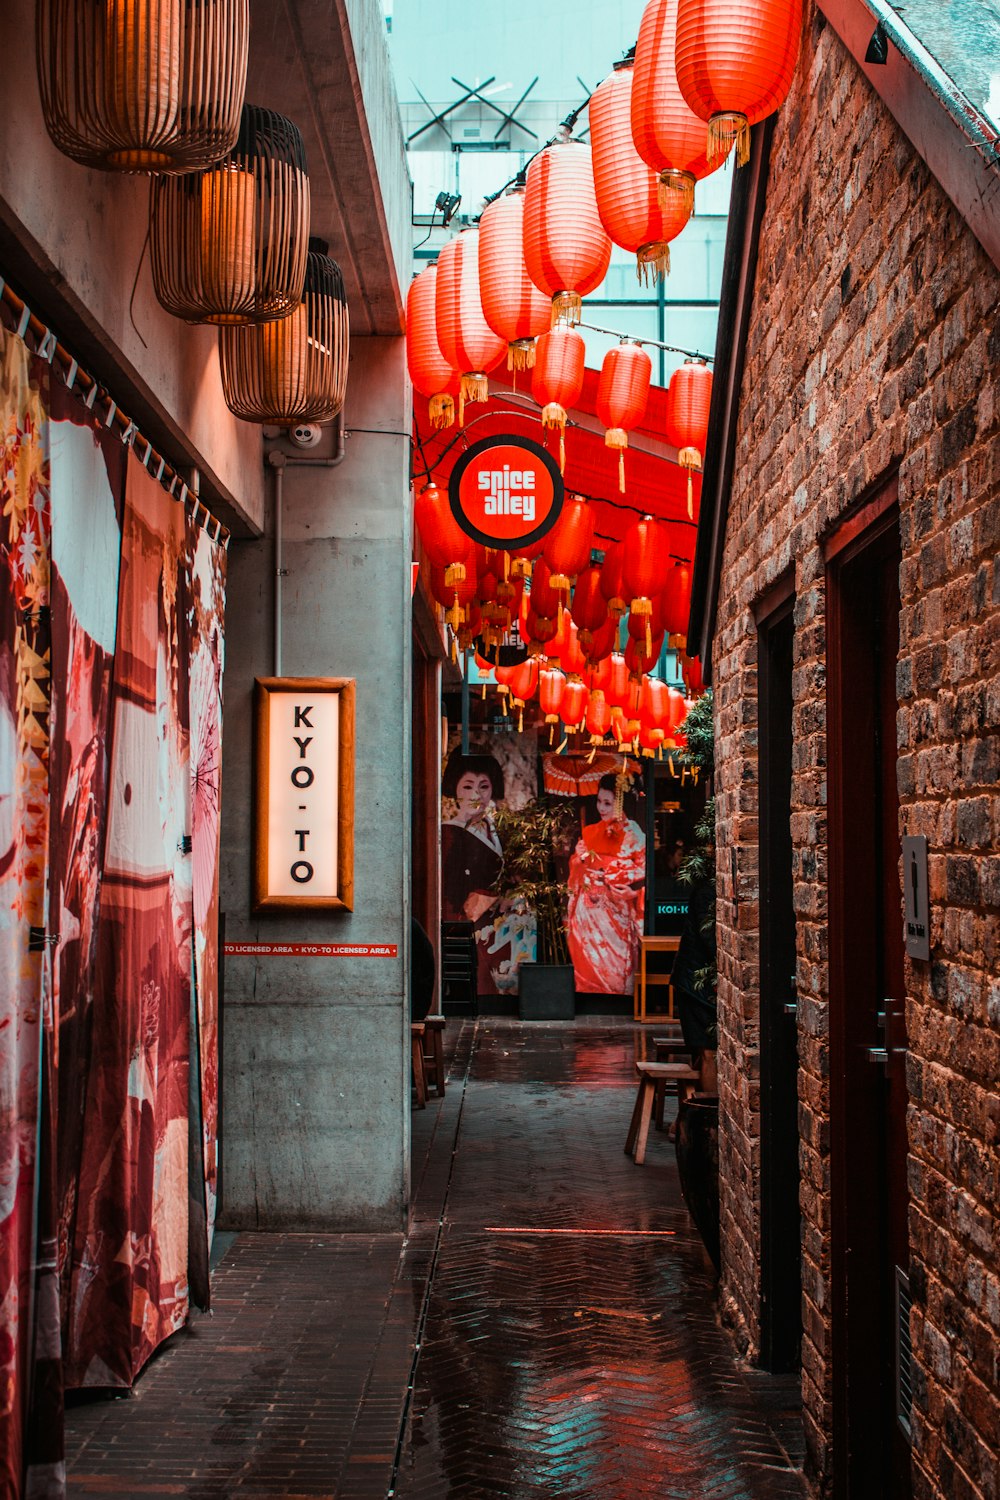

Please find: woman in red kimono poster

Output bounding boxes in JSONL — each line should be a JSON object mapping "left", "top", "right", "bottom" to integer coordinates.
{"left": 566, "top": 773, "right": 646, "bottom": 994}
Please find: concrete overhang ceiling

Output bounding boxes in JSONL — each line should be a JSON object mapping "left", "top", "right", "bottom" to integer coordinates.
{"left": 247, "top": 0, "right": 409, "bottom": 336}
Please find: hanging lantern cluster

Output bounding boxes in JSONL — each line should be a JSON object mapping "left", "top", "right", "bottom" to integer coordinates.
{"left": 407, "top": 266, "right": 461, "bottom": 430}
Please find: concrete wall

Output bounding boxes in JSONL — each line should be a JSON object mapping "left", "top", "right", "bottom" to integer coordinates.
{"left": 219, "top": 336, "right": 413, "bottom": 1231}
{"left": 0, "top": 0, "right": 265, "bottom": 533}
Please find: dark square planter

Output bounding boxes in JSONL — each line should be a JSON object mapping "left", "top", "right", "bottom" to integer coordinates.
{"left": 518, "top": 963, "right": 575, "bottom": 1020}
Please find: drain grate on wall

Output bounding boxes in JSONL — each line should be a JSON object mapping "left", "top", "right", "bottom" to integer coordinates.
{"left": 895, "top": 1265, "right": 913, "bottom": 1440}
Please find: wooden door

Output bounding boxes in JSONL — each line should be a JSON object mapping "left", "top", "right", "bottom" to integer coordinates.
{"left": 757, "top": 592, "right": 801, "bottom": 1373}
{"left": 827, "top": 489, "right": 911, "bottom": 1499}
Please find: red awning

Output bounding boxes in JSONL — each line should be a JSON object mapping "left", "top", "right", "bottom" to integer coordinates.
{"left": 412, "top": 366, "right": 701, "bottom": 565}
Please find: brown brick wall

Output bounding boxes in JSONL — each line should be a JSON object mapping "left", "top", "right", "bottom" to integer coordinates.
{"left": 711, "top": 6, "right": 1000, "bottom": 1495}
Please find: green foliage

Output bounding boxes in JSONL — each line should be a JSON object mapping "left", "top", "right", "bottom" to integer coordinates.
{"left": 678, "top": 689, "right": 714, "bottom": 775}
{"left": 492, "top": 797, "right": 576, "bottom": 966}
{"left": 677, "top": 691, "right": 719, "bottom": 1004}
{"left": 677, "top": 797, "right": 716, "bottom": 891}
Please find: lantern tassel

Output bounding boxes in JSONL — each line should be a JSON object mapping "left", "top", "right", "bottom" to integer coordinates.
{"left": 559, "top": 429, "right": 565, "bottom": 474}
{"left": 542, "top": 402, "right": 567, "bottom": 430}
{"left": 444, "top": 561, "right": 466, "bottom": 589}
{"left": 619, "top": 450, "right": 625, "bottom": 493}
{"left": 429, "top": 392, "right": 456, "bottom": 430}
{"left": 658, "top": 169, "right": 695, "bottom": 218}
{"left": 637, "top": 242, "right": 670, "bottom": 285}
{"left": 461, "top": 372, "right": 489, "bottom": 407}
{"left": 508, "top": 339, "right": 536, "bottom": 372}
{"left": 551, "top": 290, "right": 582, "bottom": 327}
{"left": 708, "top": 111, "right": 750, "bottom": 168}
{"left": 687, "top": 469, "right": 693, "bottom": 520}
{"left": 518, "top": 705, "right": 524, "bottom": 732}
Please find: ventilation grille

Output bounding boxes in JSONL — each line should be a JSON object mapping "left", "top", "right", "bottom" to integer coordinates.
{"left": 896, "top": 1266, "right": 913, "bottom": 1439}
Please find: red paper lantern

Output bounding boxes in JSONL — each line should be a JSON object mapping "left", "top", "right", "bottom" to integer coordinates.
{"left": 539, "top": 667, "right": 567, "bottom": 722}
{"left": 527, "top": 557, "right": 563, "bottom": 621}
{"left": 406, "top": 266, "right": 460, "bottom": 430}
{"left": 586, "top": 692, "right": 612, "bottom": 743}
{"left": 414, "top": 485, "right": 472, "bottom": 583}
{"left": 622, "top": 516, "right": 668, "bottom": 644}
{"left": 626, "top": 632, "right": 664, "bottom": 677}
{"left": 666, "top": 357, "right": 713, "bottom": 518}
{"left": 525, "top": 609, "right": 559, "bottom": 656}
{"left": 435, "top": 229, "right": 506, "bottom": 423}
{"left": 583, "top": 653, "right": 613, "bottom": 695}
{"left": 531, "top": 326, "right": 586, "bottom": 473}
{"left": 599, "top": 540, "right": 628, "bottom": 620}
{"left": 561, "top": 678, "right": 588, "bottom": 728}
{"left": 632, "top": 0, "right": 730, "bottom": 216}
{"left": 675, "top": 0, "right": 803, "bottom": 167}
{"left": 606, "top": 652, "right": 631, "bottom": 710}
{"left": 659, "top": 560, "right": 692, "bottom": 647}
{"left": 478, "top": 185, "right": 551, "bottom": 371}
{"left": 543, "top": 495, "right": 594, "bottom": 598}
{"left": 510, "top": 659, "right": 539, "bottom": 701}
{"left": 596, "top": 342, "right": 652, "bottom": 493}
{"left": 681, "top": 653, "right": 704, "bottom": 695}
{"left": 640, "top": 676, "right": 672, "bottom": 743}
{"left": 582, "top": 614, "right": 619, "bottom": 664}
{"left": 557, "top": 618, "right": 587, "bottom": 679}
{"left": 523, "top": 139, "right": 611, "bottom": 327}
{"left": 571, "top": 565, "right": 609, "bottom": 649}
{"left": 590, "top": 59, "right": 692, "bottom": 282}
{"left": 431, "top": 563, "right": 479, "bottom": 633}
{"left": 667, "top": 685, "right": 689, "bottom": 733}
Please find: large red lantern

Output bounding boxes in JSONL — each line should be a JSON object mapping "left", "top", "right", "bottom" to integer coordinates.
{"left": 525, "top": 609, "right": 559, "bottom": 657}
{"left": 531, "top": 326, "right": 586, "bottom": 473}
{"left": 666, "top": 357, "right": 713, "bottom": 518}
{"left": 596, "top": 342, "right": 652, "bottom": 493}
{"left": 606, "top": 652, "right": 631, "bottom": 710}
{"left": 599, "top": 540, "right": 628, "bottom": 620}
{"left": 681, "top": 653, "right": 704, "bottom": 696}
{"left": 589, "top": 59, "right": 692, "bottom": 282}
{"left": 632, "top": 0, "right": 730, "bottom": 216}
{"left": 675, "top": 0, "right": 803, "bottom": 167}
{"left": 582, "top": 614, "right": 619, "bottom": 664}
{"left": 435, "top": 229, "right": 506, "bottom": 422}
{"left": 406, "top": 266, "right": 460, "bottom": 430}
{"left": 543, "top": 495, "right": 594, "bottom": 598}
{"left": 561, "top": 678, "right": 588, "bottom": 729}
{"left": 414, "top": 485, "right": 472, "bottom": 583}
{"left": 478, "top": 185, "right": 551, "bottom": 371}
{"left": 430, "top": 562, "right": 478, "bottom": 632}
{"left": 509, "top": 657, "right": 539, "bottom": 730}
{"left": 527, "top": 557, "right": 563, "bottom": 622}
{"left": 586, "top": 692, "right": 612, "bottom": 744}
{"left": 539, "top": 667, "right": 567, "bottom": 723}
{"left": 626, "top": 632, "right": 665, "bottom": 677}
{"left": 571, "top": 565, "right": 609, "bottom": 649}
{"left": 583, "top": 652, "right": 613, "bottom": 695}
{"left": 557, "top": 618, "right": 587, "bottom": 679}
{"left": 622, "top": 516, "right": 668, "bottom": 643}
{"left": 523, "top": 139, "right": 611, "bottom": 327}
{"left": 660, "top": 560, "right": 692, "bottom": 647}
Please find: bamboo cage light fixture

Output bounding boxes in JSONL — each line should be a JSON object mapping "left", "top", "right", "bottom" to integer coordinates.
{"left": 36, "top": 0, "right": 249, "bottom": 173}
{"left": 219, "top": 239, "right": 350, "bottom": 424}
{"left": 150, "top": 104, "right": 311, "bottom": 324}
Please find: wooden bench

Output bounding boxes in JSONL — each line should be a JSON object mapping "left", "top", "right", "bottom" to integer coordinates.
{"left": 411, "top": 1022, "right": 427, "bottom": 1109}
{"left": 625, "top": 1061, "right": 700, "bottom": 1165}
{"left": 422, "top": 1014, "right": 446, "bottom": 1098}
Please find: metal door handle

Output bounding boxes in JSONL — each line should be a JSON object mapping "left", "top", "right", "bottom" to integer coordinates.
{"left": 868, "top": 1047, "right": 889, "bottom": 1064}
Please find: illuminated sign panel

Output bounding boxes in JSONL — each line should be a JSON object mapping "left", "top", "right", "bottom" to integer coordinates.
{"left": 449, "top": 435, "right": 564, "bottom": 549}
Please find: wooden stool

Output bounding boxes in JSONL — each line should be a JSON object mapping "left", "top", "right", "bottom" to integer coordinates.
{"left": 422, "top": 1014, "right": 446, "bottom": 1098}
{"left": 411, "top": 1022, "right": 427, "bottom": 1109}
{"left": 652, "top": 1035, "right": 692, "bottom": 1127}
{"left": 625, "top": 1061, "right": 700, "bottom": 1165}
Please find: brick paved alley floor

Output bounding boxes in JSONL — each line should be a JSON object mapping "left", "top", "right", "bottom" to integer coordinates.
{"left": 65, "top": 1020, "right": 808, "bottom": 1499}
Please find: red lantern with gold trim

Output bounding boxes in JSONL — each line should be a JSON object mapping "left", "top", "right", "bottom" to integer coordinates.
{"left": 523, "top": 139, "right": 612, "bottom": 327}
{"left": 599, "top": 539, "right": 628, "bottom": 620}
{"left": 596, "top": 342, "right": 652, "bottom": 493}
{"left": 586, "top": 691, "right": 612, "bottom": 743}
{"left": 478, "top": 185, "right": 551, "bottom": 371}
{"left": 406, "top": 266, "right": 460, "bottom": 430}
{"left": 557, "top": 617, "right": 587, "bottom": 679}
{"left": 543, "top": 495, "right": 593, "bottom": 600}
{"left": 561, "top": 677, "right": 588, "bottom": 729}
{"left": 590, "top": 58, "right": 692, "bottom": 283}
{"left": 571, "top": 565, "right": 608, "bottom": 651}
{"left": 539, "top": 667, "right": 567, "bottom": 723}
{"left": 666, "top": 358, "right": 712, "bottom": 518}
{"left": 414, "top": 485, "right": 472, "bottom": 583}
{"left": 675, "top": 0, "right": 803, "bottom": 168}
{"left": 659, "top": 560, "right": 692, "bottom": 647}
{"left": 605, "top": 651, "right": 631, "bottom": 710}
{"left": 526, "top": 557, "right": 563, "bottom": 622}
{"left": 622, "top": 516, "right": 668, "bottom": 647}
{"left": 508, "top": 657, "right": 539, "bottom": 730}
{"left": 435, "top": 228, "right": 506, "bottom": 423}
{"left": 632, "top": 0, "right": 730, "bottom": 216}
{"left": 531, "top": 326, "right": 586, "bottom": 473}
{"left": 626, "top": 632, "right": 664, "bottom": 677}
{"left": 681, "top": 653, "right": 704, "bottom": 696}
{"left": 582, "top": 614, "right": 618, "bottom": 664}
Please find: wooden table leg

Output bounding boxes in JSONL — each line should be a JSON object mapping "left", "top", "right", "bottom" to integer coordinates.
{"left": 633, "top": 1077, "right": 656, "bottom": 1165}
{"left": 625, "top": 1076, "right": 645, "bottom": 1157}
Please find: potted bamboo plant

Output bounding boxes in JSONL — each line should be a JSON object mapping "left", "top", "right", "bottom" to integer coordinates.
{"left": 492, "top": 797, "right": 577, "bottom": 1020}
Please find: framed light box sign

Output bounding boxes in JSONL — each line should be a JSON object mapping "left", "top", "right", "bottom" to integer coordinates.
{"left": 254, "top": 677, "right": 355, "bottom": 913}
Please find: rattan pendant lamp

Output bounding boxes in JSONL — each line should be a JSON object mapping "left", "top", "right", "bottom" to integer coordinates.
{"left": 36, "top": 0, "right": 249, "bottom": 172}
{"left": 219, "top": 239, "right": 349, "bottom": 424}
{"left": 149, "top": 104, "right": 311, "bottom": 324}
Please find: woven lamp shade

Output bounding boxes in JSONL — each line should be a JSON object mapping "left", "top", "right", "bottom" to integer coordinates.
{"left": 631, "top": 0, "right": 728, "bottom": 215}
{"left": 596, "top": 342, "right": 652, "bottom": 492}
{"left": 478, "top": 187, "right": 551, "bottom": 370}
{"left": 589, "top": 61, "right": 692, "bottom": 283}
{"left": 220, "top": 239, "right": 349, "bottom": 424}
{"left": 675, "top": 0, "right": 803, "bottom": 166}
{"left": 522, "top": 140, "right": 611, "bottom": 327}
{"left": 37, "top": 0, "right": 248, "bottom": 173}
{"left": 406, "top": 266, "right": 461, "bottom": 430}
{"left": 435, "top": 229, "right": 506, "bottom": 421}
{"left": 150, "top": 105, "right": 310, "bottom": 324}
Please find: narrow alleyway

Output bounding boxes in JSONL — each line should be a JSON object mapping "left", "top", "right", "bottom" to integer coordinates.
{"left": 65, "top": 1023, "right": 806, "bottom": 1499}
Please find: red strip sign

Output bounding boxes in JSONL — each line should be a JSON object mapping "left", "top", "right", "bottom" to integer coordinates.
{"left": 224, "top": 942, "right": 398, "bottom": 958}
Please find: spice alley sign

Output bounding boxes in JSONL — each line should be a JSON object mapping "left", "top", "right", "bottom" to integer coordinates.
{"left": 448, "top": 434, "right": 564, "bottom": 549}
{"left": 254, "top": 678, "right": 355, "bottom": 912}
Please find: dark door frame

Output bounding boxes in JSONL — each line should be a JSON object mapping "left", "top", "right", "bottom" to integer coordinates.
{"left": 756, "top": 574, "right": 801, "bottom": 1373}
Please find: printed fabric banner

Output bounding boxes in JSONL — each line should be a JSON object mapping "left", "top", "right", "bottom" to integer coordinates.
{"left": 65, "top": 452, "right": 193, "bottom": 1388}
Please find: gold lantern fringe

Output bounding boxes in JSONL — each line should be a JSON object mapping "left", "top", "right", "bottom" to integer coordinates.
{"left": 551, "top": 290, "right": 582, "bottom": 327}
{"left": 444, "top": 561, "right": 466, "bottom": 588}
{"left": 542, "top": 401, "right": 568, "bottom": 473}
{"left": 37, "top": 0, "right": 249, "bottom": 173}
{"left": 631, "top": 595, "right": 653, "bottom": 655}
{"left": 508, "top": 338, "right": 536, "bottom": 371}
{"left": 608, "top": 596, "right": 626, "bottom": 621}
{"left": 429, "top": 392, "right": 456, "bottom": 429}
{"left": 461, "top": 372, "right": 489, "bottom": 404}
{"left": 511, "top": 556, "right": 532, "bottom": 581}
{"left": 708, "top": 111, "right": 750, "bottom": 167}
{"left": 679, "top": 444, "right": 702, "bottom": 520}
{"left": 668, "top": 632, "right": 687, "bottom": 651}
{"left": 605, "top": 427, "right": 628, "bottom": 493}
{"left": 636, "top": 242, "right": 670, "bottom": 285}
{"left": 150, "top": 105, "right": 310, "bottom": 324}
{"left": 658, "top": 169, "right": 695, "bottom": 218}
